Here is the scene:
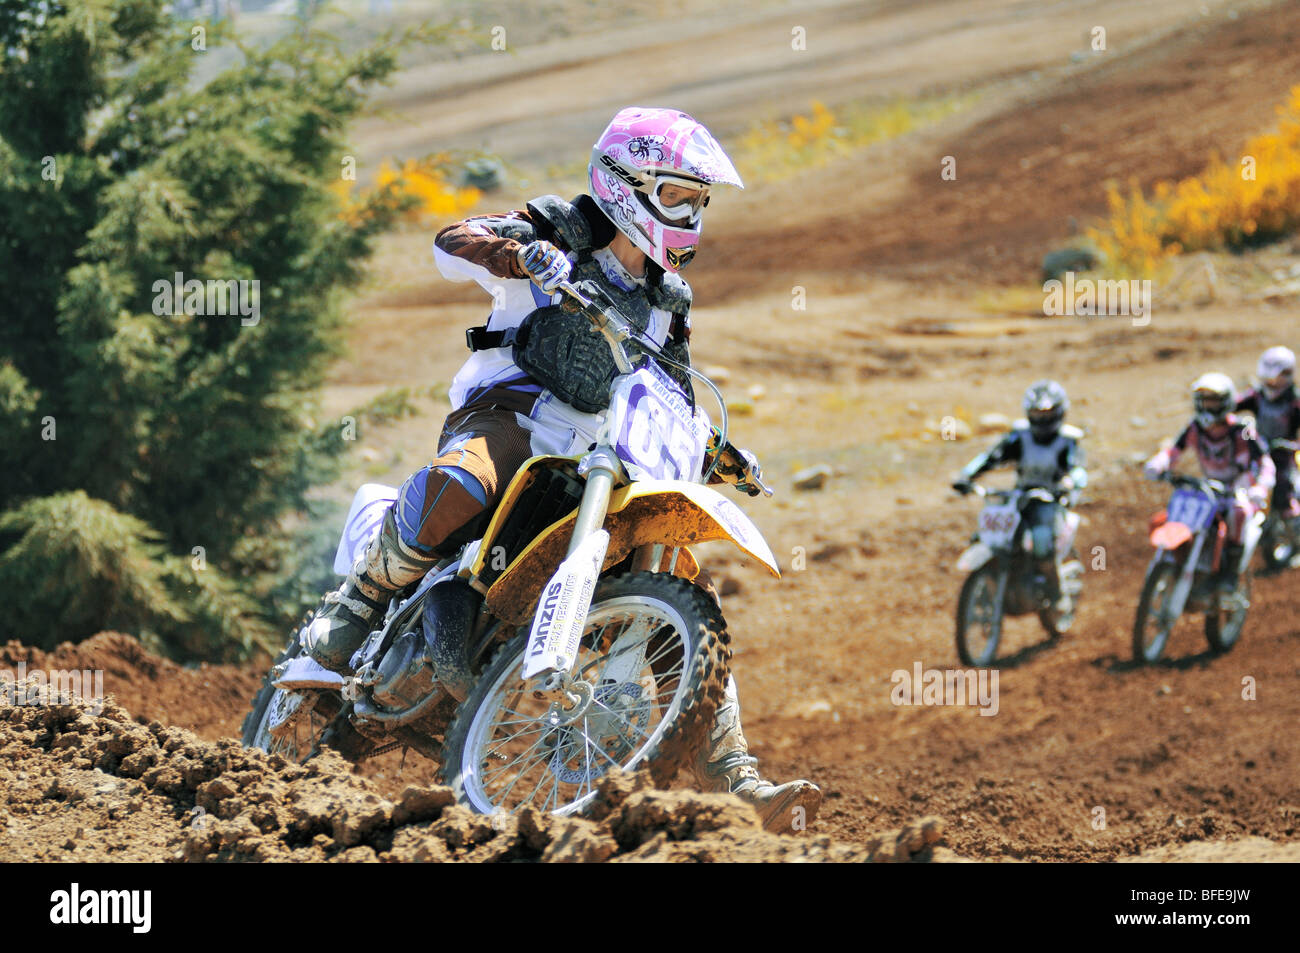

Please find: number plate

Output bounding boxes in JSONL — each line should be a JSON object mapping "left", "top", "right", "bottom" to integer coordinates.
{"left": 606, "top": 363, "right": 709, "bottom": 482}
{"left": 1167, "top": 488, "right": 1217, "bottom": 531}
{"left": 978, "top": 501, "right": 1021, "bottom": 549}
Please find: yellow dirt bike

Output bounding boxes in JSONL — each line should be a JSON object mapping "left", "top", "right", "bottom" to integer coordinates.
{"left": 242, "top": 279, "right": 779, "bottom": 819}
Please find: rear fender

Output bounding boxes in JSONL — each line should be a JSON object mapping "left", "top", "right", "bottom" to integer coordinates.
{"left": 483, "top": 481, "right": 779, "bottom": 624}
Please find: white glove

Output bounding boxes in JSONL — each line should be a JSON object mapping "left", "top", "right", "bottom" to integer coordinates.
{"left": 517, "top": 241, "right": 571, "bottom": 294}
{"left": 1143, "top": 453, "right": 1169, "bottom": 480}
{"left": 1248, "top": 485, "right": 1269, "bottom": 509}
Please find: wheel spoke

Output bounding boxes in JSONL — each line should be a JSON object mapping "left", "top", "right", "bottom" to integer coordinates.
{"left": 482, "top": 732, "right": 553, "bottom": 785}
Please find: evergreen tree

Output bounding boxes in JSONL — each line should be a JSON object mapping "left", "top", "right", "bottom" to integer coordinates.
{"left": 0, "top": 0, "right": 424, "bottom": 655}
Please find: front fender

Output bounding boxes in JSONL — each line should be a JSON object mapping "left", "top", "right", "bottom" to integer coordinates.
{"left": 483, "top": 480, "right": 780, "bottom": 624}
{"left": 956, "top": 542, "right": 994, "bottom": 573}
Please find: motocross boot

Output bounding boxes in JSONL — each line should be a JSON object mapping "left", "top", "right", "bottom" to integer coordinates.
{"left": 1216, "top": 543, "right": 1245, "bottom": 596}
{"left": 302, "top": 508, "right": 437, "bottom": 674}
{"left": 691, "top": 675, "right": 822, "bottom": 834}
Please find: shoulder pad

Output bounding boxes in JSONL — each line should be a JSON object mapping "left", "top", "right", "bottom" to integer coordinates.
{"left": 525, "top": 194, "right": 593, "bottom": 253}
{"left": 650, "top": 272, "right": 692, "bottom": 315}
{"left": 1061, "top": 424, "right": 1085, "bottom": 440}
{"left": 1011, "top": 418, "right": 1029, "bottom": 432}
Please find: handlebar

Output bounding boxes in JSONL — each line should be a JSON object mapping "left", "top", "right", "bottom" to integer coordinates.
{"left": 956, "top": 484, "right": 1063, "bottom": 505}
{"left": 1157, "top": 471, "right": 1229, "bottom": 496}
{"left": 1270, "top": 438, "right": 1299, "bottom": 453}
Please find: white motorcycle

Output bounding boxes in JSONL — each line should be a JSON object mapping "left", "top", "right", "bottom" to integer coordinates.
{"left": 953, "top": 484, "right": 1084, "bottom": 666}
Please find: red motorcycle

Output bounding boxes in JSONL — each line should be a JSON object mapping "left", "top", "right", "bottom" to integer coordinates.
{"left": 1133, "top": 473, "right": 1261, "bottom": 662}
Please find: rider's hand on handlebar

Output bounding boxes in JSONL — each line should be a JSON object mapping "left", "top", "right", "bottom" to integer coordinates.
{"left": 1142, "top": 456, "right": 1169, "bottom": 481}
{"left": 517, "top": 241, "right": 572, "bottom": 295}
{"left": 709, "top": 433, "right": 763, "bottom": 497}
{"left": 952, "top": 478, "right": 974, "bottom": 495}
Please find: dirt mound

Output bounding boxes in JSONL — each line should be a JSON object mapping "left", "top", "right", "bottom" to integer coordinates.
{"left": 0, "top": 632, "right": 263, "bottom": 740}
{"left": 0, "top": 691, "right": 955, "bottom": 863}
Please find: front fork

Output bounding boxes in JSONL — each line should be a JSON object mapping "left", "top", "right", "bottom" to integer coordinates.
{"left": 568, "top": 446, "right": 621, "bottom": 555}
{"left": 1164, "top": 529, "right": 1209, "bottom": 621}
{"left": 528, "top": 445, "right": 622, "bottom": 699}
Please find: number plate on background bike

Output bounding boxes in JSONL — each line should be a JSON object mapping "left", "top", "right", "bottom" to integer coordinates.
{"left": 606, "top": 363, "right": 709, "bottom": 483}
{"left": 978, "top": 502, "right": 1020, "bottom": 548}
{"left": 1167, "top": 489, "right": 1217, "bottom": 530}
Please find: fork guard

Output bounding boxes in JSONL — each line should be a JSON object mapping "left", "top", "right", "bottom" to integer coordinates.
{"left": 479, "top": 481, "right": 781, "bottom": 625}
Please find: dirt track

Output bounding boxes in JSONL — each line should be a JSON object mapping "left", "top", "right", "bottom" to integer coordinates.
{"left": 6, "top": 0, "right": 1299, "bottom": 861}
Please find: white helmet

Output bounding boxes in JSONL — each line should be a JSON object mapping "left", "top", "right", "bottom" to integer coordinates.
{"left": 588, "top": 107, "right": 743, "bottom": 273}
{"left": 1022, "top": 379, "right": 1069, "bottom": 440}
{"left": 1191, "top": 372, "right": 1236, "bottom": 430}
{"left": 1256, "top": 346, "right": 1296, "bottom": 400}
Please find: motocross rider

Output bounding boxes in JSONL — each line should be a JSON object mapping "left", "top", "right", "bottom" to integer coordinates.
{"left": 302, "top": 107, "right": 821, "bottom": 832}
{"left": 951, "top": 380, "right": 1087, "bottom": 611}
{"left": 1235, "top": 346, "right": 1300, "bottom": 521}
{"left": 1143, "top": 372, "right": 1275, "bottom": 594}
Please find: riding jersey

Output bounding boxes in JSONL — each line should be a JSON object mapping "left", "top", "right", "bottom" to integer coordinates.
{"left": 433, "top": 197, "right": 686, "bottom": 457}
{"left": 1163, "top": 416, "right": 1275, "bottom": 489}
{"left": 963, "top": 424, "right": 1087, "bottom": 493}
{"left": 1236, "top": 386, "right": 1300, "bottom": 444}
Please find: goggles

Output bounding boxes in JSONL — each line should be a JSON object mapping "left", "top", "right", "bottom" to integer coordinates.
{"left": 642, "top": 175, "right": 710, "bottom": 226}
{"left": 1195, "top": 393, "right": 1229, "bottom": 415}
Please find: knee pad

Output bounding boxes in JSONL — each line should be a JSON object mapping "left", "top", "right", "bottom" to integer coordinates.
{"left": 395, "top": 465, "right": 489, "bottom": 554}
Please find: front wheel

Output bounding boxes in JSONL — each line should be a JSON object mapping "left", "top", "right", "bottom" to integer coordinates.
{"left": 956, "top": 562, "right": 1006, "bottom": 667}
{"left": 1133, "top": 559, "right": 1179, "bottom": 663}
{"left": 438, "top": 572, "right": 730, "bottom": 818}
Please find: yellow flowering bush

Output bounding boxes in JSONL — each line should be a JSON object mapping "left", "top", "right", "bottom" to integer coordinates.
{"left": 736, "top": 97, "right": 966, "bottom": 183}
{"left": 1091, "top": 85, "right": 1300, "bottom": 275}
{"left": 331, "top": 156, "right": 481, "bottom": 225}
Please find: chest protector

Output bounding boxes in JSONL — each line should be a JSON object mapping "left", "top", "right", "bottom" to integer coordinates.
{"left": 508, "top": 195, "right": 693, "bottom": 414}
{"left": 1253, "top": 392, "right": 1294, "bottom": 442}
{"left": 1017, "top": 430, "right": 1071, "bottom": 488}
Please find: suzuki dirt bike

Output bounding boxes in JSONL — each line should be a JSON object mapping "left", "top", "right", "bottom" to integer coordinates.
{"left": 242, "top": 278, "right": 779, "bottom": 819}
{"left": 1133, "top": 473, "right": 1261, "bottom": 662}
{"left": 1258, "top": 438, "right": 1300, "bottom": 572}
{"left": 952, "top": 484, "right": 1084, "bottom": 666}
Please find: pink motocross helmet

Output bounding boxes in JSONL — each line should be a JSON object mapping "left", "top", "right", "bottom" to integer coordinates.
{"left": 588, "top": 107, "right": 743, "bottom": 273}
